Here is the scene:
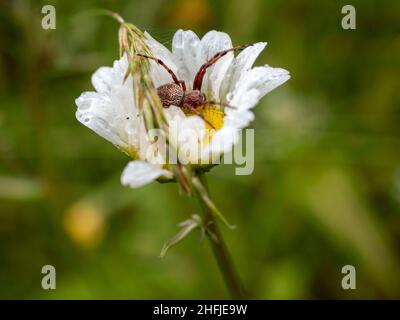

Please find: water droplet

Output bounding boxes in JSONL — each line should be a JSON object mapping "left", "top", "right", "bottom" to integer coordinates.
{"left": 189, "top": 37, "right": 199, "bottom": 47}
{"left": 226, "top": 92, "right": 234, "bottom": 101}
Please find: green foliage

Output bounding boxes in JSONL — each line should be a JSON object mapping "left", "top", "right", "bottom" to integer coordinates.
{"left": 0, "top": 0, "right": 399, "bottom": 299}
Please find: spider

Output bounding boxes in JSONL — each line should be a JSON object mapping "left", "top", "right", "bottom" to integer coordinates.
{"left": 138, "top": 44, "right": 251, "bottom": 128}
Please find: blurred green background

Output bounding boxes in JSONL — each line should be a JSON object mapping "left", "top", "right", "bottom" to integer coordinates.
{"left": 1, "top": 0, "right": 400, "bottom": 299}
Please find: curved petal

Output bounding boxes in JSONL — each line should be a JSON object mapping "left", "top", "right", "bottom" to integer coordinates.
{"left": 75, "top": 90, "right": 130, "bottom": 148}
{"left": 252, "top": 66, "right": 291, "bottom": 97}
{"left": 200, "top": 30, "right": 233, "bottom": 60}
{"left": 220, "top": 42, "right": 267, "bottom": 100}
{"left": 75, "top": 55, "right": 140, "bottom": 150}
{"left": 172, "top": 29, "right": 202, "bottom": 86}
{"left": 230, "top": 66, "right": 290, "bottom": 108}
{"left": 208, "top": 53, "right": 234, "bottom": 100}
{"left": 223, "top": 109, "right": 255, "bottom": 130}
{"left": 91, "top": 55, "right": 129, "bottom": 94}
{"left": 203, "top": 126, "right": 240, "bottom": 156}
{"left": 164, "top": 106, "right": 206, "bottom": 164}
{"left": 144, "top": 31, "right": 179, "bottom": 87}
{"left": 199, "top": 31, "right": 233, "bottom": 97}
{"left": 121, "top": 161, "right": 172, "bottom": 188}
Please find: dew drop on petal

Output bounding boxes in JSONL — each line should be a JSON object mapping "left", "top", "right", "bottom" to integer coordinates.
{"left": 226, "top": 92, "right": 234, "bottom": 101}
{"left": 189, "top": 37, "right": 199, "bottom": 47}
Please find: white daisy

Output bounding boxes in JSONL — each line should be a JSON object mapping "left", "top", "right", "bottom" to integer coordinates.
{"left": 75, "top": 29, "right": 290, "bottom": 188}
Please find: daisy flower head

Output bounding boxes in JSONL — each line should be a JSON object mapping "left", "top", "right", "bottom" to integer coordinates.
{"left": 75, "top": 29, "right": 290, "bottom": 188}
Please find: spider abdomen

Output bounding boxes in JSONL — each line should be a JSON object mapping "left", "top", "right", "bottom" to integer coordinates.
{"left": 157, "top": 83, "right": 183, "bottom": 107}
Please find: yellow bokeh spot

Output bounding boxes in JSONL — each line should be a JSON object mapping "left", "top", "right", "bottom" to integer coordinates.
{"left": 165, "top": 0, "right": 212, "bottom": 29}
{"left": 64, "top": 201, "right": 105, "bottom": 249}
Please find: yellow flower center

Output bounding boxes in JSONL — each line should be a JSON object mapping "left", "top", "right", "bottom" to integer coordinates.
{"left": 182, "top": 104, "right": 225, "bottom": 145}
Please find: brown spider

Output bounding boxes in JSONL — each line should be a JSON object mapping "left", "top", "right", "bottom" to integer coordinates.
{"left": 138, "top": 44, "right": 251, "bottom": 128}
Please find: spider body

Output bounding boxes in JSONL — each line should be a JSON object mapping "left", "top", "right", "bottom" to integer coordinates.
{"left": 138, "top": 44, "right": 251, "bottom": 126}
{"left": 157, "top": 83, "right": 206, "bottom": 110}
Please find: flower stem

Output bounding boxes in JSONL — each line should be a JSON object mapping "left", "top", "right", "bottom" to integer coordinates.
{"left": 196, "top": 175, "right": 246, "bottom": 299}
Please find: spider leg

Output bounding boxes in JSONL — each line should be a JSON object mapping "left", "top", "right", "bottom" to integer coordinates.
{"left": 192, "top": 44, "right": 252, "bottom": 91}
{"left": 137, "top": 54, "right": 186, "bottom": 92}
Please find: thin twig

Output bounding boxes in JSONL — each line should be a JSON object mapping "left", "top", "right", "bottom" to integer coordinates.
{"left": 197, "top": 174, "right": 246, "bottom": 299}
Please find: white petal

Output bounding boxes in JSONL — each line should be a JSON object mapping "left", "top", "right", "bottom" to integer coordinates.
{"left": 121, "top": 161, "right": 172, "bottom": 188}
{"left": 228, "top": 89, "right": 260, "bottom": 112}
{"left": 164, "top": 106, "right": 206, "bottom": 164}
{"left": 199, "top": 31, "right": 233, "bottom": 97}
{"left": 220, "top": 42, "right": 267, "bottom": 100}
{"left": 208, "top": 53, "right": 234, "bottom": 100}
{"left": 204, "top": 127, "right": 239, "bottom": 155}
{"left": 223, "top": 109, "right": 255, "bottom": 130}
{"left": 91, "top": 67, "right": 114, "bottom": 94}
{"left": 75, "top": 90, "right": 130, "bottom": 148}
{"left": 200, "top": 30, "right": 233, "bottom": 60}
{"left": 145, "top": 31, "right": 175, "bottom": 63}
{"left": 172, "top": 29, "right": 202, "bottom": 86}
{"left": 75, "top": 55, "right": 140, "bottom": 149}
{"left": 163, "top": 104, "right": 187, "bottom": 121}
{"left": 224, "top": 66, "right": 290, "bottom": 115}
{"left": 253, "top": 66, "right": 291, "bottom": 97}
{"left": 144, "top": 31, "right": 179, "bottom": 87}
{"left": 91, "top": 55, "right": 129, "bottom": 94}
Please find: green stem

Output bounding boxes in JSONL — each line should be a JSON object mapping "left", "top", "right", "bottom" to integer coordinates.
{"left": 197, "top": 175, "right": 246, "bottom": 299}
